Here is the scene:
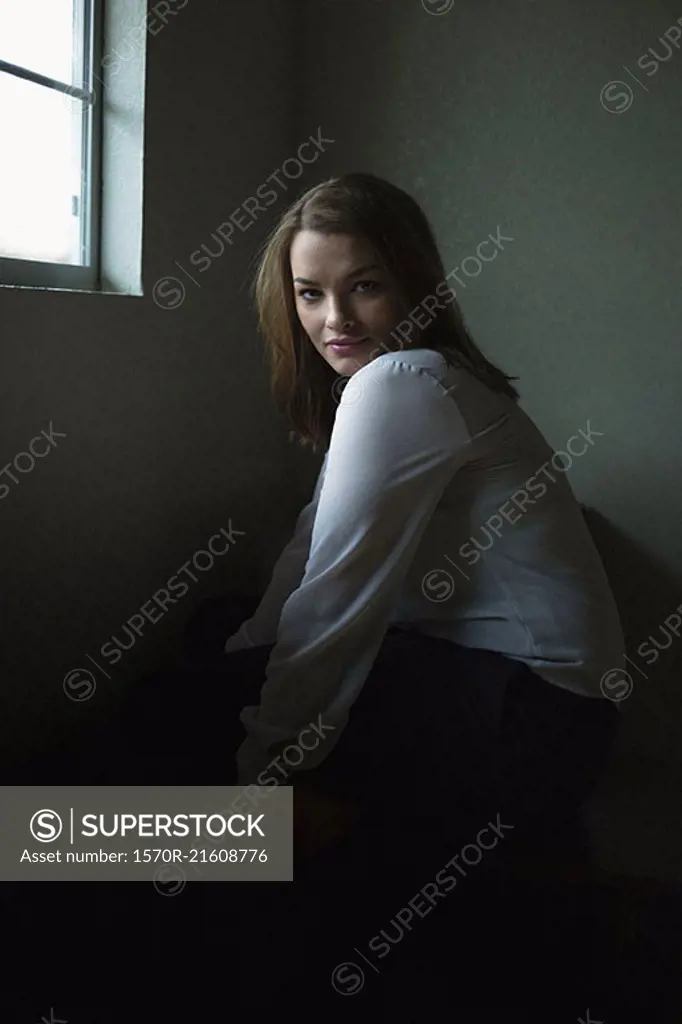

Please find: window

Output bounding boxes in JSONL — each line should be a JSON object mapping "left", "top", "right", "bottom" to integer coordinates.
{"left": 0, "top": 0, "right": 103, "bottom": 290}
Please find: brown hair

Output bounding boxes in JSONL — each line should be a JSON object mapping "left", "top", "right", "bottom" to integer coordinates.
{"left": 250, "top": 171, "right": 520, "bottom": 453}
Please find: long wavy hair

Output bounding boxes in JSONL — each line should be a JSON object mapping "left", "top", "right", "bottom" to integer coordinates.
{"left": 250, "top": 172, "right": 520, "bottom": 453}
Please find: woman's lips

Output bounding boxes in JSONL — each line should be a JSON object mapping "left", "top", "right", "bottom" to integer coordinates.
{"left": 328, "top": 337, "right": 369, "bottom": 353}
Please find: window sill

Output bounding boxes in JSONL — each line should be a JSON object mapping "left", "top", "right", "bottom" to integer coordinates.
{"left": 0, "top": 282, "right": 144, "bottom": 297}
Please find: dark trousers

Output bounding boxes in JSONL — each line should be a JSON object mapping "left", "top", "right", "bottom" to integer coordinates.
{"left": 100, "top": 625, "right": 619, "bottom": 869}
{"left": 109, "top": 624, "right": 618, "bottom": 834}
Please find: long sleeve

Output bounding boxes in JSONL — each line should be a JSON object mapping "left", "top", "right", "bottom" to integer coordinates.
{"left": 236, "top": 357, "right": 473, "bottom": 784}
{"left": 224, "top": 453, "right": 329, "bottom": 653}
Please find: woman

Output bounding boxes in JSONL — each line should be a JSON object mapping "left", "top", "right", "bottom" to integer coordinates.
{"left": 98, "top": 172, "right": 625, "bottom": 1010}
{"left": 219, "top": 172, "right": 623, "bottom": 856}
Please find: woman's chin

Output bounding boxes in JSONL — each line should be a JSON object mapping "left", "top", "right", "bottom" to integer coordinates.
{"left": 327, "top": 347, "right": 375, "bottom": 374}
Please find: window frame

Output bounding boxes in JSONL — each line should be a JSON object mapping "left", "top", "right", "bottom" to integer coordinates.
{"left": 0, "top": 0, "right": 104, "bottom": 291}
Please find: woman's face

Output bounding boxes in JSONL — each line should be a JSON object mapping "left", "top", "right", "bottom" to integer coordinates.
{"left": 290, "top": 230, "right": 410, "bottom": 376}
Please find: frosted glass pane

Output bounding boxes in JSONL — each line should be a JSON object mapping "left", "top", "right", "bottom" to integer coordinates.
{"left": 0, "top": 0, "right": 75, "bottom": 83}
{"left": 0, "top": 71, "right": 82, "bottom": 264}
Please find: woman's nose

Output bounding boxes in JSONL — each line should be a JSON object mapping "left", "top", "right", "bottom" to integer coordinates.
{"left": 326, "top": 299, "right": 354, "bottom": 330}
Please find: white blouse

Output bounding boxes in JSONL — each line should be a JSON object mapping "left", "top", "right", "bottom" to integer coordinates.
{"left": 226, "top": 348, "right": 625, "bottom": 784}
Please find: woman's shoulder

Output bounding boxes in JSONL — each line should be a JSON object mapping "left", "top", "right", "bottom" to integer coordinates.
{"left": 368, "top": 347, "right": 448, "bottom": 375}
{"left": 355, "top": 347, "right": 457, "bottom": 396}
{"left": 363, "top": 348, "right": 509, "bottom": 407}
{"left": 366, "top": 347, "right": 501, "bottom": 390}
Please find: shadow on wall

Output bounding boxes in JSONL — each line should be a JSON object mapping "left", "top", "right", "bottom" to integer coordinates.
{"left": 582, "top": 506, "right": 682, "bottom": 766}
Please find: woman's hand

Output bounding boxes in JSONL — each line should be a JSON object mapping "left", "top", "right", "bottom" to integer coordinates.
{"left": 292, "top": 778, "right": 360, "bottom": 860}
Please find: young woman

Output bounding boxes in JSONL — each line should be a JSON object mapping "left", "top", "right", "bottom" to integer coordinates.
{"left": 218, "top": 171, "right": 624, "bottom": 876}
{"left": 82, "top": 172, "right": 625, "bottom": 1011}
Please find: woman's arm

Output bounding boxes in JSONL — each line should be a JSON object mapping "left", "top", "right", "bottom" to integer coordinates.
{"left": 236, "top": 358, "right": 472, "bottom": 785}
{"left": 224, "top": 453, "right": 329, "bottom": 653}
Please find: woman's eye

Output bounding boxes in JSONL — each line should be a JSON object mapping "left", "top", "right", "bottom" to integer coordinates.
{"left": 297, "top": 281, "right": 379, "bottom": 301}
